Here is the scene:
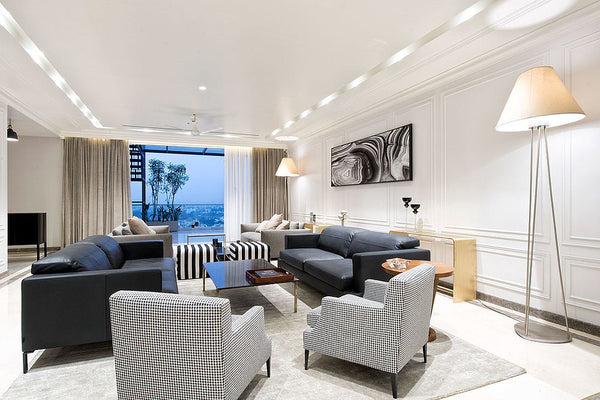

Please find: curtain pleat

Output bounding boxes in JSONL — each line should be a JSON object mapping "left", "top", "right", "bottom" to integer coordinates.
{"left": 63, "top": 137, "right": 132, "bottom": 245}
{"left": 224, "top": 146, "right": 253, "bottom": 241}
{"left": 252, "top": 148, "right": 287, "bottom": 221}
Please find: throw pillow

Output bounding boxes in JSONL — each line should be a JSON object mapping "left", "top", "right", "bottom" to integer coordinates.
{"left": 122, "top": 224, "right": 133, "bottom": 235}
{"left": 265, "top": 213, "right": 283, "bottom": 230}
{"left": 255, "top": 220, "right": 270, "bottom": 232}
{"left": 128, "top": 216, "right": 156, "bottom": 235}
{"left": 112, "top": 225, "right": 124, "bottom": 236}
{"left": 289, "top": 221, "right": 299, "bottom": 229}
{"left": 276, "top": 220, "right": 290, "bottom": 230}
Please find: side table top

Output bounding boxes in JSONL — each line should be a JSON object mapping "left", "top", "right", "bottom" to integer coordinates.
{"left": 382, "top": 259, "right": 454, "bottom": 278}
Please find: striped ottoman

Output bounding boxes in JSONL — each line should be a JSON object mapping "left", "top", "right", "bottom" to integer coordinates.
{"left": 173, "top": 243, "right": 216, "bottom": 280}
{"left": 229, "top": 241, "right": 271, "bottom": 262}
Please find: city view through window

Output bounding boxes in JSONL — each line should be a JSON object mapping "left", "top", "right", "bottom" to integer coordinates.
{"left": 130, "top": 145, "right": 224, "bottom": 244}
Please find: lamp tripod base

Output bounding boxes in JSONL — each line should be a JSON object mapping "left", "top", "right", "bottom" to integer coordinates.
{"left": 514, "top": 321, "right": 572, "bottom": 344}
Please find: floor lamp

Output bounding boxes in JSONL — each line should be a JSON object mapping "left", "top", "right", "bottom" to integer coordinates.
{"left": 276, "top": 157, "right": 299, "bottom": 220}
{"left": 496, "top": 66, "right": 586, "bottom": 343}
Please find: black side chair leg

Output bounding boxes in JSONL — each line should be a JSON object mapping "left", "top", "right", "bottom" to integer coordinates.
{"left": 391, "top": 373, "right": 398, "bottom": 399}
{"left": 423, "top": 343, "right": 428, "bottom": 363}
{"left": 266, "top": 357, "right": 271, "bottom": 377}
{"left": 304, "top": 349, "right": 309, "bottom": 370}
{"left": 23, "top": 352, "right": 28, "bottom": 374}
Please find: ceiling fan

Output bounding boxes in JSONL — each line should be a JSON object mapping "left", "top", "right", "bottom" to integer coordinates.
{"left": 123, "top": 114, "right": 259, "bottom": 138}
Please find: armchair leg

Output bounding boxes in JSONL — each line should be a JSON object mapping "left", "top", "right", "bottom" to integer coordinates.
{"left": 266, "top": 357, "right": 271, "bottom": 377}
{"left": 391, "top": 373, "right": 398, "bottom": 399}
{"left": 23, "top": 352, "right": 28, "bottom": 374}
{"left": 304, "top": 349, "right": 309, "bottom": 370}
{"left": 423, "top": 343, "right": 428, "bottom": 363}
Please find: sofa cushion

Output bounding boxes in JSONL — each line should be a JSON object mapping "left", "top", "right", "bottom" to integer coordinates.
{"left": 31, "top": 242, "right": 113, "bottom": 274}
{"left": 128, "top": 216, "right": 155, "bottom": 235}
{"left": 317, "top": 226, "right": 365, "bottom": 258}
{"left": 348, "top": 231, "right": 420, "bottom": 256}
{"left": 241, "top": 231, "right": 261, "bottom": 242}
{"left": 279, "top": 248, "right": 343, "bottom": 271}
{"left": 83, "top": 235, "right": 125, "bottom": 268}
{"left": 122, "top": 258, "right": 178, "bottom": 293}
{"left": 304, "top": 258, "right": 354, "bottom": 291}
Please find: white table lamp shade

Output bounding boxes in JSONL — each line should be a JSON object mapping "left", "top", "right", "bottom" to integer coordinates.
{"left": 275, "top": 157, "right": 299, "bottom": 177}
{"left": 496, "top": 66, "right": 586, "bottom": 132}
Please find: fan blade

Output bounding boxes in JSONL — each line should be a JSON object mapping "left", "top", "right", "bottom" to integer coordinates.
{"left": 122, "top": 124, "right": 187, "bottom": 132}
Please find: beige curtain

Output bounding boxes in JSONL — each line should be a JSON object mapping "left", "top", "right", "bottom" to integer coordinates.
{"left": 63, "top": 137, "right": 132, "bottom": 245}
{"left": 252, "top": 148, "right": 287, "bottom": 221}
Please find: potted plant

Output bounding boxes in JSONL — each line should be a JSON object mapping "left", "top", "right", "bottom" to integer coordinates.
{"left": 144, "top": 159, "right": 189, "bottom": 232}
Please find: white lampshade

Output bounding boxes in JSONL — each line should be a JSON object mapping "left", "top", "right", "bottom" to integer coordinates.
{"left": 275, "top": 157, "right": 299, "bottom": 177}
{"left": 496, "top": 66, "right": 586, "bottom": 132}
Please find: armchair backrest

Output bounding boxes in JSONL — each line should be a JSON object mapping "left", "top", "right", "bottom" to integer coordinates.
{"left": 383, "top": 264, "right": 435, "bottom": 368}
{"left": 110, "top": 291, "right": 233, "bottom": 399}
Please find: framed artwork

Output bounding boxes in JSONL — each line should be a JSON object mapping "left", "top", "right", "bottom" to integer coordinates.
{"left": 331, "top": 123, "right": 412, "bottom": 187}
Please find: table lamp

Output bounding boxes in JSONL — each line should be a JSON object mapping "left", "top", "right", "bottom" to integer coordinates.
{"left": 496, "top": 66, "right": 585, "bottom": 343}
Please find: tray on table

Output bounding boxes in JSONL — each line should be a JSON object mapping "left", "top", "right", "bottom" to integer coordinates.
{"left": 246, "top": 268, "right": 295, "bottom": 284}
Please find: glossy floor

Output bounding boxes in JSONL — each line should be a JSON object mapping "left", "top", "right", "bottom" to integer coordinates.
{"left": 0, "top": 257, "right": 599, "bottom": 399}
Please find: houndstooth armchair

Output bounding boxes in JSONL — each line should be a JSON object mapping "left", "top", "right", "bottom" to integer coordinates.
{"left": 303, "top": 264, "right": 435, "bottom": 399}
{"left": 109, "top": 291, "right": 272, "bottom": 400}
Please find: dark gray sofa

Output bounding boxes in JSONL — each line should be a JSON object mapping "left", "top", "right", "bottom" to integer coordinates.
{"left": 278, "top": 226, "right": 430, "bottom": 296}
{"left": 21, "top": 235, "right": 177, "bottom": 372}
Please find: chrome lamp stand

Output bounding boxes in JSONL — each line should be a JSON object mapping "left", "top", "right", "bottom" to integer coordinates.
{"left": 514, "top": 125, "right": 571, "bottom": 343}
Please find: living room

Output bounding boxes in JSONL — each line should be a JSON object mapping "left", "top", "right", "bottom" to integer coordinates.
{"left": 1, "top": 1, "right": 600, "bottom": 399}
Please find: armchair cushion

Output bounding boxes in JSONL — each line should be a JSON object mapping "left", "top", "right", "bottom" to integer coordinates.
{"left": 278, "top": 248, "right": 343, "bottom": 271}
{"left": 241, "top": 231, "right": 261, "bottom": 242}
{"left": 304, "top": 258, "right": 353, "bottom": 291}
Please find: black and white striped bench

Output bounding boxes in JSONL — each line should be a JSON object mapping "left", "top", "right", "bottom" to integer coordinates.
{"left": 173, "top": 243, "right": 216, "bottom": 280}
{"left": 228, "top": 241, "right": 271, "bottom": 262}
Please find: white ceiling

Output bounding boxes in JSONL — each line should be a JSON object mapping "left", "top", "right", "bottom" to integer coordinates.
{"left": 0, "top": 0, "right": 595, "bottom": 146}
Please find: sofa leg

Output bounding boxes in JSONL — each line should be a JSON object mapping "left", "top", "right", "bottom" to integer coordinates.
{"left": 266, "top": 357, "right": 271, "bottom": 377}
{"left": 391, "top": 373, "right": 398, "bottom": 399}
{"left": 304, "top": 349, "right": 309, "bottom": 370}
{"left": 22, "top": 352, "right": 28, "bottom": 374}
{"left": 423, "top": 343, "right": 427, "bottom": 363}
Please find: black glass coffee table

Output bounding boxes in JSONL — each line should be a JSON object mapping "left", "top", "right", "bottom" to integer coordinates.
{"left": 203, "top": 258, "right": 299, "bottom": 312}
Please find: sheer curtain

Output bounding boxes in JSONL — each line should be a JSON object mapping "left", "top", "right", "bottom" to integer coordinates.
{"left": 63, "top": 137, "right": 132, "bottom": 245}
{"left": 252, "top": 148, "right": 287, "bottom": 221}
{"left": 224, "top": 146, "right": 253, "bottom": 241}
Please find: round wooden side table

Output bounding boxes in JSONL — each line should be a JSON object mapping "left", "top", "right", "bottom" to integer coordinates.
{"left": 382, "top": 259, "right": 454, "bottom": 342}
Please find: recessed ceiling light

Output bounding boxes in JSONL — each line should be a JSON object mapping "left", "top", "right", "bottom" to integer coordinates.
{"left": 284, "top": 120, "right": 295, "bottom": 128}
{"left": 275, "top": 136, "right": 299, "bottom": 142}
{"left": 198, "top": 86, "right": 207, "bottom": 91}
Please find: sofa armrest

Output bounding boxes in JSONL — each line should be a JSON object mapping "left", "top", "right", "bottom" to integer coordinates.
{"left": 119, "top": 240, "right": 164, "bottom": 259}
{"left": 21, "top": 268, "right": 162, "bottom": 353}
{"left": 352, "top": 248, "right": 431, "bottom": 294}
{"left": 151, "top": 225, "right": 170, "bottom": 234}
{"left": 285, "top": 233, "right": 321, "bottom": 249}
{"left": 241, "top": 223, "right": 260, "bottom": 233}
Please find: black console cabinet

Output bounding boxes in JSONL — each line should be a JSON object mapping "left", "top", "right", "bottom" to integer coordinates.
{"left": 8, "top": 213, "right": 47, "bottom": 260}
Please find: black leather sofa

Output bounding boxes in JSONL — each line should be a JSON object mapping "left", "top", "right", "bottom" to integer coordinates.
{"left": 278, "top": 226, "right": 430, "bottom": 296}
{"left": 21, "top": 235, "right": 178, "bottom": 372}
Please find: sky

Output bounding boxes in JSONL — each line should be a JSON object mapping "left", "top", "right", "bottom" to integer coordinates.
{"left": 131, "top": 152, "right": 225, "bottom": 204}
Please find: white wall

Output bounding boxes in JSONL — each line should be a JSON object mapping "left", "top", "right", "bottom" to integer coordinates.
{"left": 0, "top": 102, "right": 7, "bottom": 273}
{"left": 7, "top": 136, "right": 63, "bottom": 248}
{"left": 289, "top": 14, "right": 600, "bottom": 326}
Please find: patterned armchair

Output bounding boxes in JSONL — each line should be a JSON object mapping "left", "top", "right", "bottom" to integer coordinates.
{"left": 109, "top": 291, "right": 272, "bottom": 400}
{"left": 303, "top": 264, "right": 435, "bottom": 399}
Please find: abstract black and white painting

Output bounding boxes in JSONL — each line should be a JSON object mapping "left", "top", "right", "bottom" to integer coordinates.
{"left": 331, "top": 123, "right": 412, "bottom": 187}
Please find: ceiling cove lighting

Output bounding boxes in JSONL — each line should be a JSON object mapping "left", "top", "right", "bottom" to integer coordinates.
{"left": 269, "top": 0, "right": 496, "bottom": 139}
{"left": 274, "top": 136, "right": 299, "bottom": 142}
{"left": 198, "top": 85, "right": 207, "bottom": 91}
{"left": 0, "top": 3, "right": 103, "bottom": 128}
